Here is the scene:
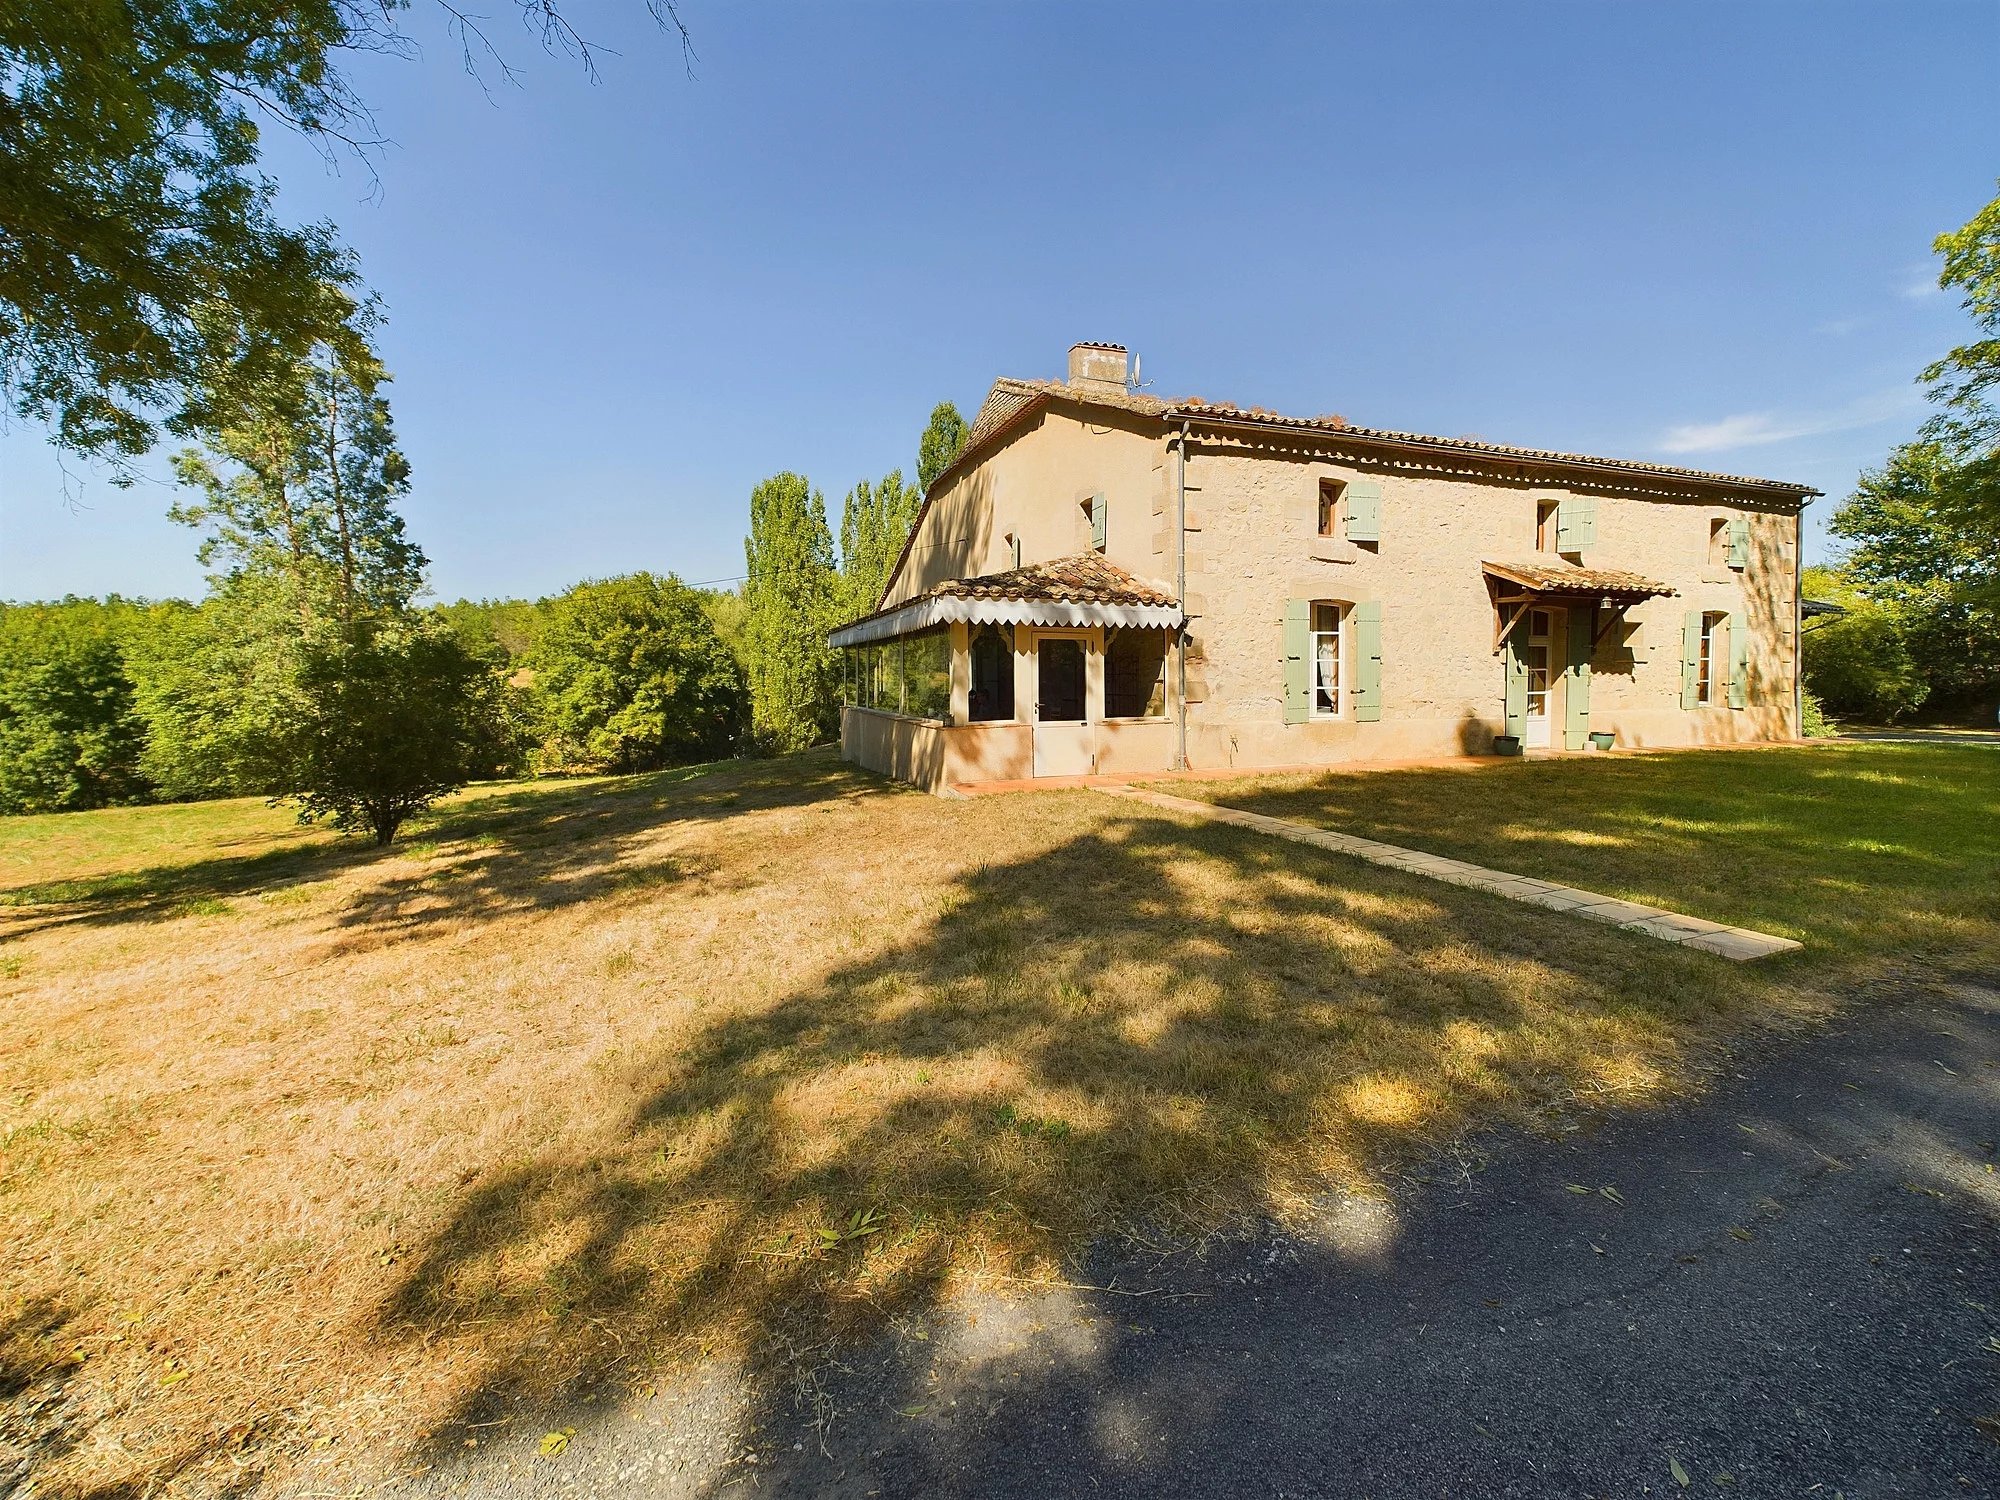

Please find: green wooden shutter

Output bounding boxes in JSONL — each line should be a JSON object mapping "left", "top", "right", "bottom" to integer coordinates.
{"left": 1729, "top": 616, "right": 1749, "bottom": 708}
{"left": 1010, "top": 533, "right": 1022, "bottom": 569}
{"left": 1282, "top": 599, "right": 1309, "bottom": 723}
{"left": 1563, "top": 605, "right": 1593, "bottom": 749}
{"left": 1680, "top": 610, "right": 1703, "bottom": 709}
{"left": 1556, "top": 496, "right": 1598, "bottom": 552}
{"left": 1090, "top": 494, "right": 1107, "bottom": 551}
{"left": 1345, "top": 480, "right": 1382, "bottom": 543}
{"left": 1352, "top": 601, "right": 1383, "bottom": 721}
{"left": 1504, "top": 623, "right": 1528, "bottom": 738}
{"left": 1726, "top": 515, "right": 1750, "bottom": 570}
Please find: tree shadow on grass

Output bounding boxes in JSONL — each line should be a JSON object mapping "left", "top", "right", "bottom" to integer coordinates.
{"left": 320, "top": 751, "right": 884, "bottom": 943}
{"left": 1183, "top": 744, "right": 2000, "bottom": 959}
{"left": 0, "top": 751, "right": 881, "bottom": 946}
{"left": 363, "top": 799, "right": 1777, "bottom": 1489}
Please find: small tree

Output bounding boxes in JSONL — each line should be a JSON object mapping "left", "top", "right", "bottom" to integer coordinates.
{"left": 288, "top": 616, "right": 496, "bottom": 845}
{"left": 530, "top": 573, "right": 745, "bottom": 772}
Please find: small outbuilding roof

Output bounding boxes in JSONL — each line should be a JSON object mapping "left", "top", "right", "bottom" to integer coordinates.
{"left": 828, "top": 555, "right": 1183, "bottom": 648}
{"left": 1482, "top": 558, "right": 1679, "bottom": 600}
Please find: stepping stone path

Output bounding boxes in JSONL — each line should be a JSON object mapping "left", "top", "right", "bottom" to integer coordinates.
{"left": 1095, "top": 785, "right": 1802, "bottom": 962}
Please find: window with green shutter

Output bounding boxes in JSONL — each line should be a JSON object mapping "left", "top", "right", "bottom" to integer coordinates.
{"left": 1345, "top": 481, "right": 1382, "bottom": 544}
{"left": 1504, "top": 625, "right": 1529, "bottom": 737}
{"left": 1563, "top": 605, "right": 1593, "bottom": 748}
{"left": 1282, "top": 599, "right": 1310, "bottom": 724}
{"left": 1089, "top": 494, "right": 1107, "bottom": 552}
{"left": 1729, "top": 617, "right": 1749, "bottom": 708}
{"left": 1351, "top": 601, "right": 1383, "bottom": 720}
{"left": 1680, "top": 610, "right": 1703, "bottom": 709}
{"left": 1726, "top": 515, "right": 1750, "bottom": 571}
{"left": 1555, "top": 496, "right": 1598, "bottom": 553}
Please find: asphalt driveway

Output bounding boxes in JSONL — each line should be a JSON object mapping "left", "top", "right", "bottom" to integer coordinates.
{"left": 364, "top": 976, "right": 2000, "bottom": 1500}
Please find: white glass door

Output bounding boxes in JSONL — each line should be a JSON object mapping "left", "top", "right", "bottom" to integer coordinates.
{"left": 1524, "top": 609, "right": 1552, "bottom": 749}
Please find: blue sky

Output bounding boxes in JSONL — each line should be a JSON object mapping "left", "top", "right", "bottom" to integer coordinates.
{"left": 4, "top": 1, "right": 1996, "bottom": 603}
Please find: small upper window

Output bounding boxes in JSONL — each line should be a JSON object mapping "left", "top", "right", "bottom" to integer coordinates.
{"left": 1708, "top": 518, "right": 1729, "bottom": 567}
{"left": 1081, "top": 494, "right": 1106, "bottom": 552}
{"left": 1535, "top": 500, "right": 1561, "bottom": 552}
{"left": 1317, "top": 479, "right": 1344, "bottom": 538}
{"left": 1310, "top": 601, "right": 1345, "bottom": 717}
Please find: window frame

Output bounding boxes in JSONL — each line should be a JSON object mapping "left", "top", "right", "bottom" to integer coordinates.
{"left": 1317, "top": 479, "right": 1345, "bottom": 539}
{"left": 1103, "top": 626, "right": 1168, "bottom": 721}
{"left": 967, "top": 623, "right": 1016, "bottom": 723}
{"left": 1696, "top": 611, "right": 1724, "bottom": 705}
{"left": 1309, "top": 600, "right": 1347, "bottom": 719}
{"left": 1535, "top": 499, "right": 1561, "bottom": 552}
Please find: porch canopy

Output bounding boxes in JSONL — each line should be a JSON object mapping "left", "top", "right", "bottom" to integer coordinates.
{"left": 828, "top": 554, "right": 1184, "bottom": 649}
{"left": 1482, "top": 558, "right": 1677, "bottom": 652}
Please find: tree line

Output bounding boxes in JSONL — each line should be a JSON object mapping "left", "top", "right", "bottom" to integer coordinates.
{"left": 0, "top": 395, "right": 964, "bottom": 834}
{"left": 1802, "top": 184, "right": 2000, "bottom": 725}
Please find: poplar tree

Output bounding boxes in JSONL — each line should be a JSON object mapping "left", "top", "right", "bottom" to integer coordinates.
{"left": 838, "top": 469, "right": 921, "bottom": 616}
{"left": 916, "top": 401, "right": 968, "bottom": 492}
{"left": 743, "top": 473, "right": 840, "bottom": 753}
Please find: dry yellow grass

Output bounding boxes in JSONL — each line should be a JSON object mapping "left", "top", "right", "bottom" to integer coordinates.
{"left": 2, "top": 751, "right": 1836, "bottom": 1495}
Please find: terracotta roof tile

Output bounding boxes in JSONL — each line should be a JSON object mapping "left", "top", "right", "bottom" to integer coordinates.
{"left": 948, "top": 379, "right": 1818, "bottom": 500}
{"left": 912, "top": 553, "right": 1177, "bottom": 609}
{"left": 1483, "top": 559, "right": 1678, "bottom": 598}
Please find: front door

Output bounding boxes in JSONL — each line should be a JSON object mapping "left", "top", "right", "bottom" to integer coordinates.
{"left": 1032, "top": 637, "right": 1094, "bottom": 775}
{"left": 1524, "top": 608, "right": 1553, "bottom": 749}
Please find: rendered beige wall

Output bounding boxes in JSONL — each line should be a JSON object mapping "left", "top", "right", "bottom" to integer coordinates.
{"left": 882, "top": 398, "right": 1173, "bottom": 606}
{"left": 856, "top": 399, "right": 1802, "bottom": 785}
{"left": 840, "top": 708, "right": 1041, "bottom": 790}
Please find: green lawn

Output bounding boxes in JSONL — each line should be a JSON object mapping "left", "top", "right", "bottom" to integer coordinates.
{"left": 2, "top": 742, "right": 1986, "bottom": 1496}
{"left": 1157, "top": 742, "right": 2000, "bottom": 971}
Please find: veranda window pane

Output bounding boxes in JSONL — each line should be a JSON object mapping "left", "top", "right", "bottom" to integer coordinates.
{"left": 1104, "top": 628, "right": 1167, "bottom": 718}
{"left": 969, "top": 625, "right": 1015, "bottom": 721}
{"left": 901, "top": 629, "right": 951, "bottom": 720}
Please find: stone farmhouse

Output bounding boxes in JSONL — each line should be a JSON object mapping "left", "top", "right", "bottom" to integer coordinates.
{"left": 828, "top": 343, "right": 1818, "bottom": 791}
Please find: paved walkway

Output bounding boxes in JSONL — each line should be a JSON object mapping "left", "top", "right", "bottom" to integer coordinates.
{"left": 1094, "top": 784, "right": 1802, "bottom": 962}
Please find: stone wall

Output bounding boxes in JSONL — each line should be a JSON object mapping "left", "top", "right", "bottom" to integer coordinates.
{"left": 1171, "top": 438, "right": 1800, "bottom": 767}
{"left": 864, "top": 393, "right": 1804, "bottom": 779}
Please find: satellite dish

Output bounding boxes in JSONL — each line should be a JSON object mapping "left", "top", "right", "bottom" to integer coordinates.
{"left": 1130, "top": 353, "right": 1142, "bottom": 389}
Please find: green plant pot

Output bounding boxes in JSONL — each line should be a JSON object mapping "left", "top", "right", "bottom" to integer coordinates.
{"left": 1493, "top": 734, "right": 1523, "bottom": 757}
{"left": 1589, "top": 731, "right": 1616, "bottom": 751}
